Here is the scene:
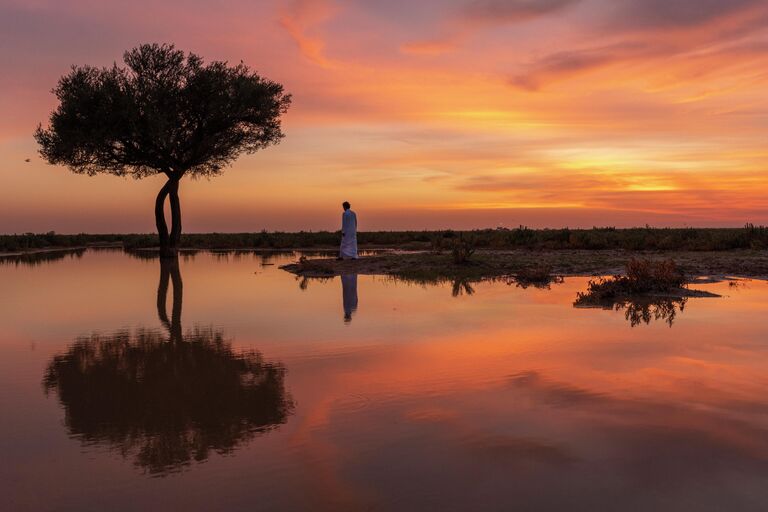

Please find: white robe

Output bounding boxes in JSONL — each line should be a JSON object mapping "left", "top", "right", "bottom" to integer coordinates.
{"left": 340, "top": 209, "right": 358, "bottom": 259}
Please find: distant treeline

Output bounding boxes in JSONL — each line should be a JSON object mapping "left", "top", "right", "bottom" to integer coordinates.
{"left": 2, "top": 225, "right": 768, "bottom": 253}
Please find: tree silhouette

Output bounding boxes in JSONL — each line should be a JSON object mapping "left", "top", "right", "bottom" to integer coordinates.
{"left": 35, "top": 44, "right": 291, "bottom": 257}
{"left": 43, "top": 257, "right": 294, "bottom": 475}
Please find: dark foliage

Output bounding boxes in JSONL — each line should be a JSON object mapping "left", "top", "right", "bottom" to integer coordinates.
{"left": 451, "top": 233, "right": 477, "bottom": 264}
{"left": 35, "top": 43, "right": 290, "bottom": 178}
{"left": 34, "top": 43, "right": 290, "bottom": 255}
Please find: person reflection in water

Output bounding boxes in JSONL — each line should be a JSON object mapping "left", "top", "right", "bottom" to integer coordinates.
{"left": 43, "top": 255, "right": 294, "bottom": 476}
{"left": 341, "top": 273, "right": 359, "bottom": 323}
{"left": 339, "top": 201, "right": 358, "bottom": 260}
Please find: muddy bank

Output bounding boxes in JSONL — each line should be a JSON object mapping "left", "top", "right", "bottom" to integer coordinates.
{"left": 279, "top": 249, "right": 768, "bottom": 282}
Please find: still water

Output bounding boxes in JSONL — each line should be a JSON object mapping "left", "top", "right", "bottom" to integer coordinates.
{"left": 2, "top": 249, "right": 768, "bottom": 511}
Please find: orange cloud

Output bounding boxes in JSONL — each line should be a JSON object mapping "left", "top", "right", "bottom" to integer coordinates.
{"left": 279, "top": 0, "right": 338, "bottom": 67}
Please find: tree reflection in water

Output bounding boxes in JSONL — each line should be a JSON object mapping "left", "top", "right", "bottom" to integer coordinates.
{"left": 43, "top": 256, "right": 294, "bottom": 476}
{"left": 574, "top": 293, "right": 687, "bottom": 327}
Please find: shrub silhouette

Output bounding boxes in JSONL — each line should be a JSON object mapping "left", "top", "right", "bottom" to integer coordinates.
{"left": 575, "top": 259, "right": 685, "bottom": 305}
{"left": 451, "top": 233, "right": 476, "bottom": 264}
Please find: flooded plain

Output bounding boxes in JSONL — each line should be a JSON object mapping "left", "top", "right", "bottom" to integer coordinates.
{"left": 2, "top": 249, "right": 768, "bottom": 511}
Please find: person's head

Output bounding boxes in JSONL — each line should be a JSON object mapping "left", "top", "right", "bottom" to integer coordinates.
{"left": 342, "top": 201, "right": 350, "bottom": 211}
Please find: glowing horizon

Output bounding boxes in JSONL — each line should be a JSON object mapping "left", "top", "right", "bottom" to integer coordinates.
{"left": 2, "top": 0, "right": 768, "bottom": 233}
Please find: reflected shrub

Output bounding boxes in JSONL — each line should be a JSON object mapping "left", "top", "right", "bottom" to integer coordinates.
{"left": 513, "top": 265, "right": 563, "bottom": 289}
{"left": 615, "top": 297, "right": 687, "bottom": 327}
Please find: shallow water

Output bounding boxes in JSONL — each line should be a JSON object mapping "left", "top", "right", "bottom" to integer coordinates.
{"left": 2, "top": 249, "right": 768, "bottom": 511}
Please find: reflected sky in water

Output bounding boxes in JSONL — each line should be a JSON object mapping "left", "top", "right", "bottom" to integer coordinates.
{"left": 2, "top": 249, "right": 768, "bottom": 511}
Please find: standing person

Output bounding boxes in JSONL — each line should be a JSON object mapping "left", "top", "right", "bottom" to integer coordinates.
{"left": 339, "top": 201, "right": 358, "bottom": 259}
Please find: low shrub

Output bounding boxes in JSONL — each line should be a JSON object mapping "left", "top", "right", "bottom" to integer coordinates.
{"left": 575, "top": 258, "right": 685, "bottom": 305}
{"left": 451, "top": 234, "right": 476, "bottom": 264}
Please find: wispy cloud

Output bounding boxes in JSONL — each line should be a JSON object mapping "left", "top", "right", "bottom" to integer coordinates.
{"left": 402, "top": 0, "right": 581, "bottom": 55}
{"left": 279, "top": 0, "right": 338, "bottom": 67}
{"left": 510, "top": 41, "right": 662, "bottom": 90}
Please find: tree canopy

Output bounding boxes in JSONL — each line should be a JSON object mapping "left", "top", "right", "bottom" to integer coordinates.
{"left": 35, "top": 43, "right": 291, "bottom": 180}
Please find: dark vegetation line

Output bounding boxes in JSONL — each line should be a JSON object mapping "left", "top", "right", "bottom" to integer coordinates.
{"left": 2, "top": 225, "right": 768, "bottom": 253}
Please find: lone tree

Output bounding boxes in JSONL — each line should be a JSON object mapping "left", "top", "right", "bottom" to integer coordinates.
{"left": 35, "top": 43, "right": 291, "bottom": 257}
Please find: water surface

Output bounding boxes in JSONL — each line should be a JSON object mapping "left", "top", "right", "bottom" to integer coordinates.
{"left": 2, "top": 249, "right": 768, "bottom": 511}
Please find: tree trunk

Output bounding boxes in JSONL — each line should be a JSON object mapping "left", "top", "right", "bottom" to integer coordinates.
{"left": 155, "top": 177, "right": 182, "bottom": 258}
{"left": 155, "top": 180, "right": 173, "bottom": 257}
{"left": 168, "top": 178, "right": 182, "bottom": 250}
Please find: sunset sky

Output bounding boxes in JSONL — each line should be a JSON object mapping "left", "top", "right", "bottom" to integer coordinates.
{"left": 2, "top": 0, "right": 768, "bottom": 232}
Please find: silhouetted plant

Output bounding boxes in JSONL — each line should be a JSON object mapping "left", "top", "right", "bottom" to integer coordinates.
{"left": 35, "top": 43, "right": 290, "bottom": 257}
{"left": 451, "top": 233, "right": 476, "bottom": 264}
{"left": 575, "top": 259, "right": 685, "bottom": 305}
{"left": 429, "top": 234, "right": 446, "bottom": 254}
{"left": 573, "top": 259, "right": 691, "bottom": 326}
